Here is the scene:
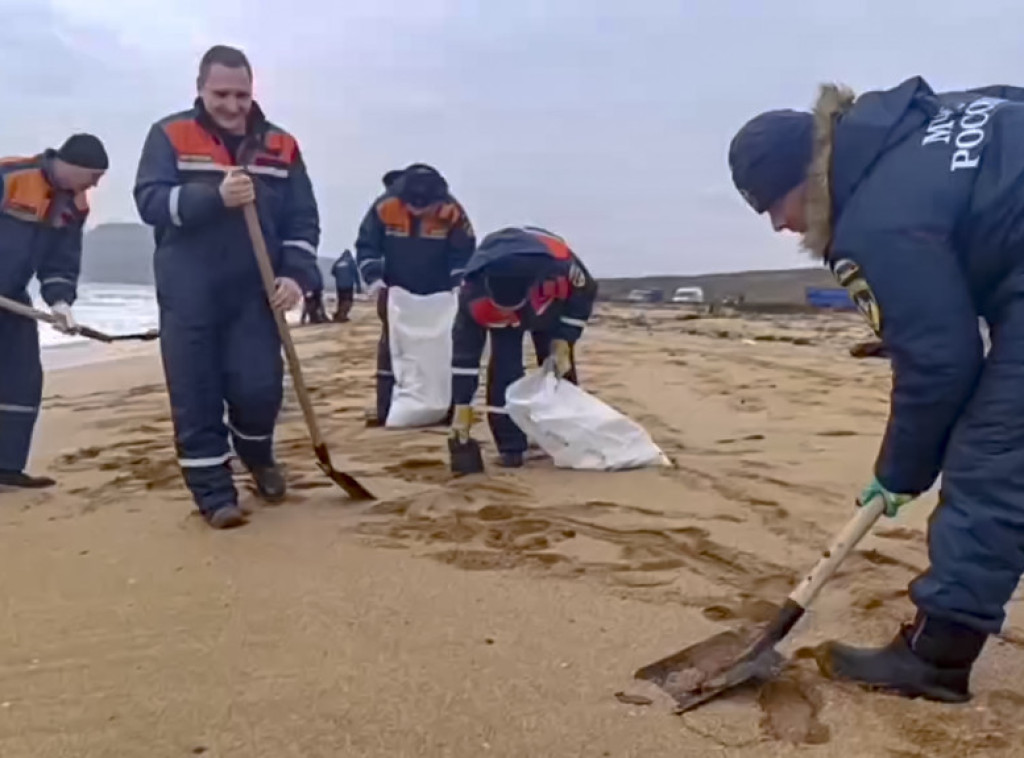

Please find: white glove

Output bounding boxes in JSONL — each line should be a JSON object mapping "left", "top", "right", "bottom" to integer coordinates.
{"left": 50, "top": 302, "right": 78, "bottom": 334}
{"left": 366, "top": 280, "right": 385, "bottom": 298}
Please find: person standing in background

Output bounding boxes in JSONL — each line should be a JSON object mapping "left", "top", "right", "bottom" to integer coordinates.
{"left": 300, "top": 263, "right": 329, "bottom": 324}
{"left": 330, "top": 249, "right": 361, "bottom": 322}
{"left": 355, "top": 163, "right": 475, "bottom": 426}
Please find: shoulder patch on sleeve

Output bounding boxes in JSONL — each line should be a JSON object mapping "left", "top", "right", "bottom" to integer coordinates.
{"left": 831, "top": 258, "right": 882, "bottom": 335}
{"left": 568, "top": 262, "right": 587, "bottom": 288}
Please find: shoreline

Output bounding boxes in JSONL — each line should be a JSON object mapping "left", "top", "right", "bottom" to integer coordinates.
{"left": 42, "top": 338, "right": 158, "bottom": 372}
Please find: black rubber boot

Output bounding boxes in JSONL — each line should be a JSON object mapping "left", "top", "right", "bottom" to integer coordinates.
{"left": 205, "top": 505, "right": 248, "bottom": 530}
{"left": 251, "top": 465, "right": 287, "bottom": 503}
{"left": 816, "top": 612, "right": 987, "bottom": 703}
{"left": 0, "top": 470, "right": 56, "bottom": 489}
{"left": 497, "top": 451, "right": 524, "bottom": 469}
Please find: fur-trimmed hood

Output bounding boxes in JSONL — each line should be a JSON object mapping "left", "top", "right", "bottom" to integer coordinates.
{"left": 800, "top": 76, "right": 937, "bottom": 260}
{"left": 800, "top": 84, "right": 856, "bottom": 260}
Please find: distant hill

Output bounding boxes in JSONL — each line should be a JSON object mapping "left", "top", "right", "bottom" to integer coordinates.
{"left": 81, "top": 223, "right": 155, "bottom": 285}
{"left": 598, "top": 267, "right": 836, "bottom": 305}
{"left": 81, "top": 222, "right": 343, "bottom": 288}
{"left": 78, "top": 222, "right": 835, "bottom": 305}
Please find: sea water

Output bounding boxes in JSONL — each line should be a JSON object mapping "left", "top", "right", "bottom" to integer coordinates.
{"left": 29, "top": 281, "right": 160, "bottom": 350}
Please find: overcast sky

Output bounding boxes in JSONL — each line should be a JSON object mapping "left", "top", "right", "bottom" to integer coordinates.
{"left": 6, "top": 0, "right": 1024, "bottom": 276}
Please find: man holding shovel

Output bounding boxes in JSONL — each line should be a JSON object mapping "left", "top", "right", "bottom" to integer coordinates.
{"left": 0, "top": 134, "right": 108, "bottom": 489}
{"left": 727, "top": 77, "right": 1024, "bottom": 701}
{"left": 133, "top": 45, "right": 321, "bottom": 529}
{"left": 449, "top": 226, "right": 597, "bottom": 470}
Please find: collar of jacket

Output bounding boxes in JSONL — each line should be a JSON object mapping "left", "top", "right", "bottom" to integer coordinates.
{"left": 191, "top": 97, "right": 270, "bottom": 142}
{"left": 801, "top": 83, "right": 857, "bottom": 261}
{"left": 37, "top": 149, "right": 66, "bottom": 193}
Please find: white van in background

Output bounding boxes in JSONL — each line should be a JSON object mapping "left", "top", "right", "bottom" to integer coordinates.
{"left": 671, "top": 286, "right": 705, "bottom": 304}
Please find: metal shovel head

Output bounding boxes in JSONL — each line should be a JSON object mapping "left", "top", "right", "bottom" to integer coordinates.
{"left": 633, "top": 627, "right": 785, "bottom": 713}
{"left": 448, "top": 437, "right": 484, "bottom": 475}
{"left": 314, "top": 444, "right": 375, "bottom": 501}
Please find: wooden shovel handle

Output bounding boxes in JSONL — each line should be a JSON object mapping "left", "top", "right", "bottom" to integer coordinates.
{"left": 241, "top": 202, "right": 324, "bottom": 450}
{"left": 790, "top": 497, "right": 886, "bottom": 609}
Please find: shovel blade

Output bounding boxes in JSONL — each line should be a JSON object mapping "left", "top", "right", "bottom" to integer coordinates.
{"left": 314, "top": 444, "right": 375, "bottom": 501}
{"left": 634, "top": 628, "right": 785, "bottom": 713}
{"left": 448, "top": 437, "right": 484, "bottom": 476}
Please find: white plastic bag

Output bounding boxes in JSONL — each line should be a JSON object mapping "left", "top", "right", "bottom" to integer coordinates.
{"left": 384, "top": 286, "right": 458, "bottom": 428}
{"left": 504, "top": 368, "right": 670, "bottom": 470}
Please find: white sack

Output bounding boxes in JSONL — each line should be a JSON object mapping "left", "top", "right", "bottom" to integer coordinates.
{"left": 384, "top": 287, "right": 458, "bottom": 428}
{"left": 504, "top": 368, "right": 670, "bottom": 470}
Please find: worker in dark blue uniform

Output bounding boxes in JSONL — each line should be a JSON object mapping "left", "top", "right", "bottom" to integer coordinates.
{"left": 0, "top": 135, "right": 108, "bottom": 489}
{"left": 355, "top": 163, "right": 475, "bottom": 426}
{"left": 300, "top": 264, "right": 328, "bottom": 324}
{"left": 729, "top": 76, "right": 1024, "bottom": 702}
{"left": 449, "top": 226, "right": 597, "bottom": 467}
{"left": 134, "top": 45, "right": 321, "bottom": 530}
{"left": 330, "top": 249, "right": 361, "bottom": 322}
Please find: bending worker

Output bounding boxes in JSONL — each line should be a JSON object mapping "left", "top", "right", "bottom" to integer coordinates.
{"left": 355, "top": 163, "right": 475, "bottom": 426}
{"left": 0, "top": 135, "right": 108, "bottom": 489}
{"left": 728, "top": 76, "right": 1024, "bottom": 702}
{"left": 449, "top": 226, "right": 597, "bottom": 468}
{"left": 134, "top": 45, "right": 321, "bottom": 530}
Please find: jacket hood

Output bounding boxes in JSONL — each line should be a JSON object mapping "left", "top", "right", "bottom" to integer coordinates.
{"left": 463, "top": 227, "right": 558, "bottom": 278}
{"left": 802, "top": 76, "right": 936, "bottom": 259}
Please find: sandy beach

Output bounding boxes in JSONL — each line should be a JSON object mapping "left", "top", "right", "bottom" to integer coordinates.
{"left": 3, "top": 302, "right": 1024, "bottom": 757}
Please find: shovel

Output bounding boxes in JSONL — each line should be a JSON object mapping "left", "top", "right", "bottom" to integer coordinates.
{"left": 448, "top": 436, "right": 484, "bottom": 476}
{"left": 242, "top": 201, "right": 375, "bottom": 501}
{"left": 634, "top": 497, "right": 885, "bottom": 713}
{"left": 0, "top": 294, "right": 160, "bottom": 343}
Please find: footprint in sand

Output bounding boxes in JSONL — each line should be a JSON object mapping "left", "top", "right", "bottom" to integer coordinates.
{"left": 757, "top": 673, "right": 831, "bottom": 745}
{"left": 389, "top": 461, "right": 450, "bottom": 485}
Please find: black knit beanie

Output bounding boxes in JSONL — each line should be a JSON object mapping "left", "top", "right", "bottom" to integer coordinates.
{"left": 56, "top": 134, "right": 109, "bottom": 170}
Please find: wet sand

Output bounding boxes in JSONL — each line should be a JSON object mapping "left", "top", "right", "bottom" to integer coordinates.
{"left": 3, "top": 302, "right": 1024, "bottom": 757}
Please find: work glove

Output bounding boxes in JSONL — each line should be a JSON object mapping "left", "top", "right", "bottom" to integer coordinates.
{"left": 50, "top": 302, "right": 78, "bottom": 335}
{"left": 366, "top": 279, "right": 386, "bottom": 298}
{"left": 544, "top": 338, "right": 573, "bottom": 378}
{"left": 858, "top": 477, "right": 916, "bottom": 518}
{"left": 449, "top": 404, "right": 475, "bottom": 444}
{"left": 270, "top": 277, "right": 303, "bottom": 312}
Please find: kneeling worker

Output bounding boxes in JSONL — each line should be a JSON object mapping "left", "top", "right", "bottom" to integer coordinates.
{"left": 728, "top": 77, "right": 1024, "bottom": 701}
{"left": 449, "top": 226, "right": 597, "bottom": 468}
